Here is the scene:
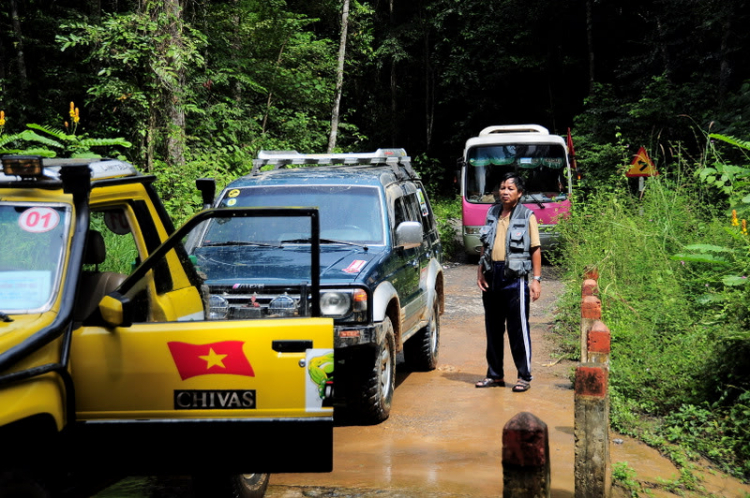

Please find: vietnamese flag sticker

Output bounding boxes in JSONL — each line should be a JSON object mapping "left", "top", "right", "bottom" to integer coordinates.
{"left": 167, "top": 341, "right": 255, "bottom": 380}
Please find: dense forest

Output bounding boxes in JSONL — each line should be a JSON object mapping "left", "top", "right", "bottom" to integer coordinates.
{"left": 2, "top": 0, "right": 750, "bottom": 188}
{"left": 3, "top": 0, "right": 750, "bottom": 493}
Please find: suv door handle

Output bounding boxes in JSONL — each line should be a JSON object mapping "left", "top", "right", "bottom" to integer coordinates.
{"left": 272, "top": 340, "right": 313, "bottom": 353}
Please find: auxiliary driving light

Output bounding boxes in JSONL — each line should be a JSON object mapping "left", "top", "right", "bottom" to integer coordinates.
{"left": 1, "top": 155, "right": 43, "bottom": 177}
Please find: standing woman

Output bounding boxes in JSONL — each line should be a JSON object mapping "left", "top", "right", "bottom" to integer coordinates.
{"left": 475, "top": 173, "right": 542, "bottom": 392}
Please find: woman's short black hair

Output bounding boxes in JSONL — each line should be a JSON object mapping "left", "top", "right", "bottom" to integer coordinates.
{"left": 500, "top": 172, "right": 525, "bottom": 193}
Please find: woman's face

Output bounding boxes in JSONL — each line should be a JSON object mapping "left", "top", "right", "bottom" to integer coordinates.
{"left": 499, "top": 179, "right": 522, "bottom": 207}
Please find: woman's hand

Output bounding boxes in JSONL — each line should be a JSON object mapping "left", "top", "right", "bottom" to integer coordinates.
{"left": 530, "top": 279, "right": 541, "bottom": 302}
{"left": 477, "top": 268, "right": 489, "bottom": 292}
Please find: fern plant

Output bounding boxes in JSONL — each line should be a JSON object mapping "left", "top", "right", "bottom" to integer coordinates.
{"left": 0, "top": 124, "right": 132, "bottom": 158}
{"left": 0, "top": 104, "right": 132, "bottom": 158}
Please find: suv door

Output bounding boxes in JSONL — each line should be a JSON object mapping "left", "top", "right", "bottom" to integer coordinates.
{"left": 391, "top": 187, "right": 425, "bottom": 333}
{"left": 69, "top": 207, "right": 334, "bottom": 475}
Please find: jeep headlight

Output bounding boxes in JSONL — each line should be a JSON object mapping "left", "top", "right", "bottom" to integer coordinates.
{"left": 209, "top": 294, "right": 229, "bottom": 320}
{"left": 320, "top": 289, "right": 367, "bottom": 320}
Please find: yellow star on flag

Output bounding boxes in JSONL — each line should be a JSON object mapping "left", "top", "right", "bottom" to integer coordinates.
{"left": 199, "top": 348, "right": 228, "bottom": 369}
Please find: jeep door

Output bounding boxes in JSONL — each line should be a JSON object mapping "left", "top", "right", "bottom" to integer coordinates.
{"left": 69, "top": 208, "right": 334, "bottom": 475}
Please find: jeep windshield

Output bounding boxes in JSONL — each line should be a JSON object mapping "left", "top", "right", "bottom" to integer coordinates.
{"left": 209, "top": 185, "right": 385, "bottom": 246}
{"left": 0, "top": 203, "right": 70, "bottom": 313}
{"left": 466, "top": 144, "right": 568, "bottom": 204}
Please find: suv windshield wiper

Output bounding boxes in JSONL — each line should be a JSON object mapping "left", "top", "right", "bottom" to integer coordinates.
{"left": 203, "top": 241, "right": 282, "bottom": 248}
{"left": 0, "top": 311, "right": 13, "bottom": 322}
{"left": 281, "top": 237, "right": 369, "bottom": 250}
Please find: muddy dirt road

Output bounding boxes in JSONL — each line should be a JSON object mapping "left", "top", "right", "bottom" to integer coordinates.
{"left": 95, "top": 263, "right": 750, "bottom": 498}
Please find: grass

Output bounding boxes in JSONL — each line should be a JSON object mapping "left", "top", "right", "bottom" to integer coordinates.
{"left": 553, "top": 172, "right": 750, "bottom": 487}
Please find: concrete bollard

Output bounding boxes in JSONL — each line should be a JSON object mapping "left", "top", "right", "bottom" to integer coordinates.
{"left": 584, "top": 266, "right": 599, "bottom": 281}
{"left": 582, "top": 279, "right": 598, "bottom": 297}
{"left": 580, "top": 295, "right": 601, "bottom": 364}
{"left": 574, "top": 364, "right": 611, "bottom": 498}
{"left": 502, "top": 412, "right": 551, "bottom": 498}
{"left": 587, "top": 320, "right": 611, "bottom": 366}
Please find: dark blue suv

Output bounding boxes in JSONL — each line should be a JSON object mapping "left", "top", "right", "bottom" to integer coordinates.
{"left": 190, "top": 149, "right": 444, "bottom": 422}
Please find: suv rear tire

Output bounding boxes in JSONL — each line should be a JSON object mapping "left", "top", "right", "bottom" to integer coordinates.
{"left": 404, "top": 293, "right": 440, "bottom": 371}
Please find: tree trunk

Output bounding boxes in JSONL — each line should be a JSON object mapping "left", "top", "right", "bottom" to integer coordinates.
{"left": 9, "top": 0, "right": 28, "bottom": 88}
{"left": 159, "top": 0, "right": 186, "bottom": 166}
{"left": 231, "top": 0, "right": 243, "bottom": 103}
{"left": 328, "top": 0, "right": 350, "bottom": 153}
{"left": 718, "top": 16, "right": 732, "bottom": 103}
{"left": 147, "top": 101, "right": 157, "bottom": 172}
{"left": 263, "top": 39, "right": 288, "bottom": 135}
{"left": 423, "top": 24, "right": 433, "bottom": 151}
{"left": 585, "top": 0, "right": 594, "bottom": 94}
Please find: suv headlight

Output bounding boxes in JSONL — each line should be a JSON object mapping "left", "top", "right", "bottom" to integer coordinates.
{"left": 320, "top": 289, "right": 368, "bottom": 320}
{"left": 209, "top": 294, "right": 229, "bottom": 320}
{"left": 320, "top": 292, "right": 351, "bottom": 316}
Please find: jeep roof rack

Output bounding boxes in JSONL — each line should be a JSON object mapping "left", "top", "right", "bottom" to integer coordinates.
{"left": 0, "top": 156, "right": 139, "bottom": 187}
{"left": 251, "top": 148, "right": 418, "bottom": 179}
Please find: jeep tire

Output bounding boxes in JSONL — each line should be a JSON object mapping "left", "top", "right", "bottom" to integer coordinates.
{"left": 192, "top": 473, "right": 270, "bottom": 498}
{"left": 404, "top": 293, "right": 440, "bottom": 371}
{"left": 351, "top": 317, "right": 396, "bottom": 423}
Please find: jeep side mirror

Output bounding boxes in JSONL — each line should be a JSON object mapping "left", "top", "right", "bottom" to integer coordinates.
{"left": 395, "top": 221, "right": 422, "bottom": 249}
{"left": 99, "top": 292, "right": 133, "bottom": 328}
{"left": 196, "top": 178, "right": 216, "bottom": 209}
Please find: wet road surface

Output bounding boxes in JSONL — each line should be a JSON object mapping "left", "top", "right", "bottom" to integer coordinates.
{"left": 95, "top": 263, "right": 750, "bottom": 498}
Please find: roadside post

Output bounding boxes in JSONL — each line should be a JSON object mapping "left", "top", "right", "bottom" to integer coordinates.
{"left": 575, "top": 266, "right": 611, "bottom": 497}
{"left": 580, "top": 295, "right": 601, "bottom": 364}
{"left": 574, "top": 364, "right": 611, "bottom": 497}
{"left": 502, "top": 411, "right": 551, "bottom": 497}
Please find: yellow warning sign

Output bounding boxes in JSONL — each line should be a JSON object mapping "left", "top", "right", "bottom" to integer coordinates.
{"left": 626, "top": 146, "right": 658, "bottom": 177}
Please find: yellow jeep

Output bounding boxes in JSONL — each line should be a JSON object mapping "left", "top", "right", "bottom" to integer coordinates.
{"left": 0, "top": 156, "right": 333, "bottom": 497}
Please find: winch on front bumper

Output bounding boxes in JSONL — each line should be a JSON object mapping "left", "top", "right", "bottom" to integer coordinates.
{"left": 206, "top": 283, "right": 377, "bottom": 347}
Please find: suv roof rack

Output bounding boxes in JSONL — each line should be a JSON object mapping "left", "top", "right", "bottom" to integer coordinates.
{"left": 251, "top": 148, "right": 418, "bottom": 179}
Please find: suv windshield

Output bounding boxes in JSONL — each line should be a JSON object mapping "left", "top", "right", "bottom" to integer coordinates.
{"left": 212, "top": 185, "right": 385, "bottom": 245}
{"left": 466, "top": 144, "right": 568, "bottom": 203}
{"left": 0, "top": 203, "right": 70, "bottom": 312}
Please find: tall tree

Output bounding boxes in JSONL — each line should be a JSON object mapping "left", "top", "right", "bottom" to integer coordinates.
{"left": 328, "top": 0, "right": 349, "bottom": 152}
{"left": 153, "top": 0, "right": 187, "bottom": 166}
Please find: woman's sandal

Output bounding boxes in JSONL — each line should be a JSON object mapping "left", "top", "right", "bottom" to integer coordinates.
{"left": 475, "top": 378, "right": 505, "bottom": 388}
{"left": 512, "top": 379, "right": 531, "bottom": 392}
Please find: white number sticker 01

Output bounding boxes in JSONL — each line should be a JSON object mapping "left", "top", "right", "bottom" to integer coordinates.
{"left": 19, "top": 207, "right": 60, "bottom": 233}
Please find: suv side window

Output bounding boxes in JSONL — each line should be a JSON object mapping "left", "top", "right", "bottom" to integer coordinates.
{"left": 402, "top": 193, "right": 422, "bottom": 224}
{"left": 415, "top": 186, "right": 436, "bottom": 233}
{"left": 394, "top": 196, "right": 409, "bottom": 228}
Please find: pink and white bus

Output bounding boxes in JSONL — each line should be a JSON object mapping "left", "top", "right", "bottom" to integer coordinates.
{"left": 459, "top": 124, "right": 573, "bottom": 257}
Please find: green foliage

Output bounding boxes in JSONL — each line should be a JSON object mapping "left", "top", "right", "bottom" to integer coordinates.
{"left": 429, "top": 195, "right": 461, "bottom": 262}
{"left": 554, "top": 137, "right": 750, "bottom": 480}
{"left": 611, "top": 461, "right": 644, "bottom": 497}
{"left": 151, "top": 154, "right": 235, "bottom": 227}
{"left": 0, "top": 103, "right": 132, "bottom": 158}
{"left": 0, "top": 123, "right": 131, "bottom": 158}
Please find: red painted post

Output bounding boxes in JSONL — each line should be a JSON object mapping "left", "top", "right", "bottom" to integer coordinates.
{"left": 582, "top": 279, "right": 598, "bottom": 297}
{"left": 574, "top": 364, "right": 611, "bottom": 498}
{"left": 584, "top": 266, "right": 599, "bottom": 281}
{"left": 587, "top": 320, "right": 611, "bottom": 366}
{"left": 502, "top": 412, "right": 551, "bottom": 497}
{"left": 580, "top": 295, "right": 601, "bottom": 363}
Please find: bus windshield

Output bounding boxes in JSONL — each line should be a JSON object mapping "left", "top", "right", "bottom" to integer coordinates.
{"left": 465, "top": 143, "right": 568, "bottom": 204}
